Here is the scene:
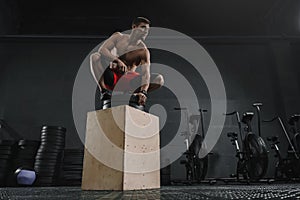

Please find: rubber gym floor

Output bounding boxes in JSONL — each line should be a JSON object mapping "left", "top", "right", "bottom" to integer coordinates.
{"left": 1, "top": 183, "right": 300, "bottom": 200}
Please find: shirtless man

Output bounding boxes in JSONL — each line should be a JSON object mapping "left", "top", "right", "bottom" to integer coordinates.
{"left": 90, "top": 17, "right": 164, "bottom": 106}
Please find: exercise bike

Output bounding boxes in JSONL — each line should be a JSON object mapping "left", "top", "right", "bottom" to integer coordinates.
{"left": 264, "top": 115, "right": 300, "bottom": 179}
{"left": 175, "top": 108, "right": 208, "bottom": 182}
{"left": 288, "top": 114, "right": 300, "bottom": 153}
{"left": 225, "top": 109, "right": 268, "bottom": 181}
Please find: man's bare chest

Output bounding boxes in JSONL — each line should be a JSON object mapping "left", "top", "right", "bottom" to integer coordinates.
{"left": 115, "top": 39, "right": 142, "bottom": 56}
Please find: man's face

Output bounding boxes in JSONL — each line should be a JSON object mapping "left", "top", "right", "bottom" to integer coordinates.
{"left": 132, "top": 22, "right": 150, "bottom": 40}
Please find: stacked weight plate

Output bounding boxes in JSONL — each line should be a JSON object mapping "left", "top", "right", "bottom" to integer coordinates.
{"left": 0, "top": 140, "right": 17, "bottom": 186}
{"left": 13, "top": 140, "right": 40, "bottom": 170}
{"left": 34, "top": 126, "right": 66, "bottom": 186}
{"left": 62, "top": 149, "right": 84, "bottom": 186}
{"left": 4, "top": 140, "right": 40, "bottom": 186}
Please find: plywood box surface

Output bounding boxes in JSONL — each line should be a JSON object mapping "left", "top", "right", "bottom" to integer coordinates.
{"left": 82, "top": 105, "right": 160, "bottom": 190}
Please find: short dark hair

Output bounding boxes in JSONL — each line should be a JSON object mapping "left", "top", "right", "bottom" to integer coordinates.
{"left": 132, "top": 17, "right": 151, "bottom": 26}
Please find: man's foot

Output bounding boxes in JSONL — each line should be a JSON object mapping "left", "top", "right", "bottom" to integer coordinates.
{"left": 101, "top": 89, "right": 112, "bottom": 109}
{"left": 101, "top": 89, "right": 112, "bottom": 101}
{"left": 129, "top": 94, "right": 145, "bottom": 111}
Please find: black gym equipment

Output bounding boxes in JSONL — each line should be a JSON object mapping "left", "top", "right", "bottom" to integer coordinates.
{"left": 188, "top": 109, "right": 209, "bottom": 181}
{"left": 264, "top": 116, "right": 300, "bottom": 179}
{"left": 175, "top": 108, "right": 208, "bottom": 183}
{"left": 0, "top": 121, "right": 24, "bottom": 186}
{"left": 225, "top": 109, "right": 268, "bottom": 181}
{"left": 13, "top": 140, "right": 40, "bottom": 169}
{"left": 288, "top": 114, "right": 300, "bottom": 153}
{"left": 0, "top": 140, "right": 17, "bottom": 186}
{"left": 62, "top": 149, "right": 84, "bottom": 186}
{"left": 251, "top": 103, "right": 270, "bottom": 178}
{"left": 34, "top": 125, "right": 66, "bottom": 186}
{"left": 4, "top": 140, "right": 40, "bottom": 186}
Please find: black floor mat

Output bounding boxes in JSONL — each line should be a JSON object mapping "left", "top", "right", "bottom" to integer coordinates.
{"left": 1, "top": 184, "right": 300, "bottom": 200}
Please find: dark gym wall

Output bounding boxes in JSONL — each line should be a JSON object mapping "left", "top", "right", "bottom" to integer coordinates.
{"left": 0, "top": 0, "right": 19, "bottom": 35}
{"left": 1, "top": 37, "right": 299, "bottom": 178}
{"left": 1, "top": 0, "right": 300, "bottom": 179}
{"left": 0, "top": 38, "right": 101, "bottom": 146}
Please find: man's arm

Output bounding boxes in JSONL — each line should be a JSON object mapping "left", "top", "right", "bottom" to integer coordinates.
{"left": 90, "top": 32, "right": 123, "bottom": 90}
{"left": 98, "top": 32, "right": 126, "bottom": 70}
{"left": 98, "top": 32, "right": 121, "bottom": 61}
{"left": 135, "top": 49, "right": 150, "bottom": 105}
{"left": 140, "top": 49, "right": 151, "bottom": 92}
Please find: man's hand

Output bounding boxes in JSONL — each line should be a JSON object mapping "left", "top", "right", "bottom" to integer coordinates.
{"left": 135, "top": 92, "right": 147, "bottom": 106}
{"left": 111, "top": 59, "right": 127, "bottom": 74}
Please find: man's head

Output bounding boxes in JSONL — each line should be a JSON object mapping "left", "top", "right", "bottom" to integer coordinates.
{"left": 132, "top": 17, "right": 151, "bottom": 27}
{"left": 131, "top": 17, "right": 150, "bottom": 40}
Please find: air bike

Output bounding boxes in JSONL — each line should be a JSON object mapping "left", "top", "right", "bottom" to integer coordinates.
{"left": 175, "top": 108, "right": 208, "bottom": 183}
{"left": 288, "top": 114, "right": 300, "bottom": 154}
{"left": 262, "top": 112, "right": 300, "bottom": 180}
{"left": 225, "top": 104, "right": 268, "bottom": 182}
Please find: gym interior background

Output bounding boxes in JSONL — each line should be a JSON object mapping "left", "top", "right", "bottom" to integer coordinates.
{"left": 0, "top": 0, "right": 300, "bottom": 181}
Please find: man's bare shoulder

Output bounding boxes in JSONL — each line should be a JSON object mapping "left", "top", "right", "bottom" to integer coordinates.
{"left": 139, "top": 41, "right": 148, "bottom": 49}
{"left": 111, "top": 32, "right": 130, "bottom": 42}
{"left": 112, "top": 32, "right": 131, "bottom": 38}
{"left": 103, "top": 32, "right": 122, "bottom": 45}
{"left": 110, "top": 32, "right": 123, "bottom": 39}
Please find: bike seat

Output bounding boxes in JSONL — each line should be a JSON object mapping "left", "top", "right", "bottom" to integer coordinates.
{"left": 241, "top": 112, "right": 254, "bottom": 124}
{"left": 288, "top": 114, "right": 300, "bottom": 125}
{"left": 252, "top": 102, "right": 263, "bottom": 107}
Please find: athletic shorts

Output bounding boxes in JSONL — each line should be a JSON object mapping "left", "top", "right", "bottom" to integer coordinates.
{"left": 103, "top": 67, "right": 140, "bottom": 91}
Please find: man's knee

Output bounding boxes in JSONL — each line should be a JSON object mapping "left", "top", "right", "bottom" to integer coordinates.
{"left": 153, "top": 74, "right": 164, "bottom": 87}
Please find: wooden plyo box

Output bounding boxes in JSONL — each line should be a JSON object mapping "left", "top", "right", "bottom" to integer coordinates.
{"left": 81, "top": 105, "right": 160, "bottom": 190}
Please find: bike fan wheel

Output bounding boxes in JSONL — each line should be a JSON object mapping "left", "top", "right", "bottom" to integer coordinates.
{"left": 194, "top": 156, "right": 208, "bottom": 181}
{"left": 292, "top": 158, "right": 300, "bottom": 178}
{"left": 287, "top": 152, "right": 300, "bottom": 178}
{"left": 294, "top": 133, "right": 300, "bottom": 153}
{"left": 189, "top": 134, "right": 208, "bottom": 180}
{"left": 244, "top": 133, "right": 268, "bottom": 180}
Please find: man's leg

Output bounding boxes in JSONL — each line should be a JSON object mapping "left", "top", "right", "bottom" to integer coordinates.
{"left": 100, "top": 67, "right": 119, "bottom": 101}
{"left": 90, "top": 52, "right": 102, "bottom": 88}
{"left": 90, "top": 52, "right": 112, "bottom": 91}
{"left": 95, "top": 86, "right": 102, "bottom": 110}
{"left": 130, "top": 73, "right": 164, "bottom": 93}
{"left": 148, "top": 73, "right": 164, "bottom": 92}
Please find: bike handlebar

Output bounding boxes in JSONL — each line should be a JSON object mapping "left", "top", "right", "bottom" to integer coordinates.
{"left": 174, "top": 107, "right": 187, "bottom": 110}
{"left": 224, "top": 111, "right": 238, "bottom": 116}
